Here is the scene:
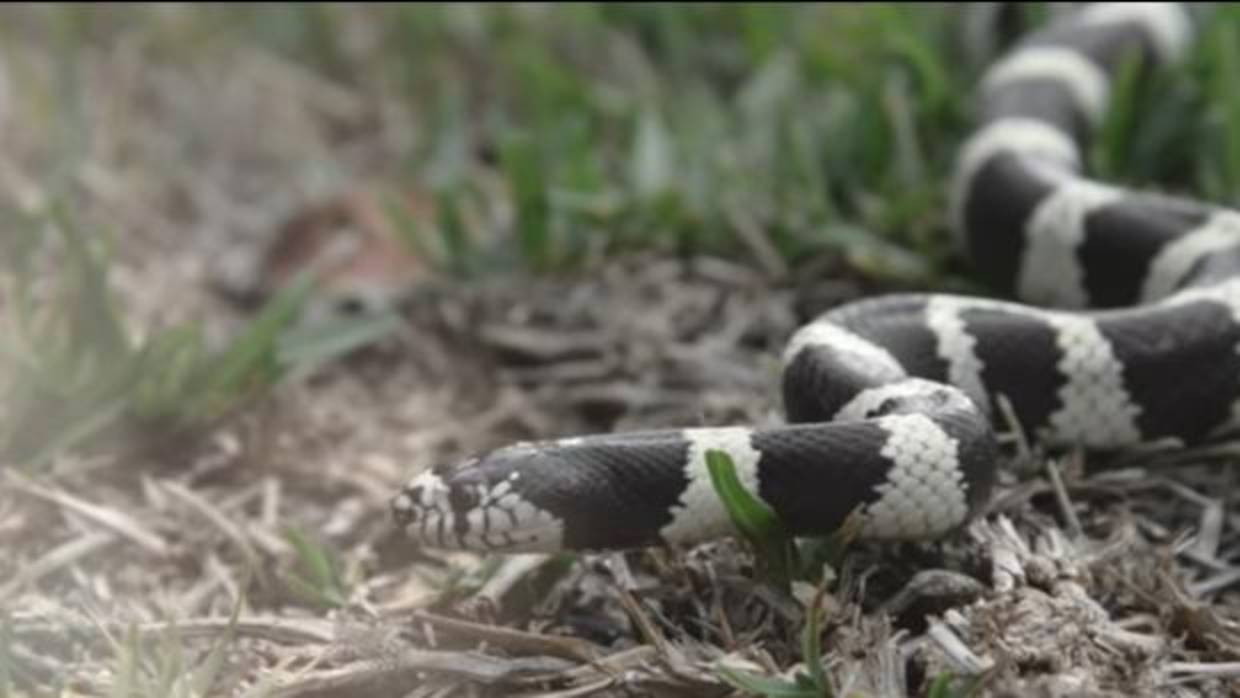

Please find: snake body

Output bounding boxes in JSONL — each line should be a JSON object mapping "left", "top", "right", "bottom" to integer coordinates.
{"left": 392, "top": 3, "right": 1240, "bottom": 553}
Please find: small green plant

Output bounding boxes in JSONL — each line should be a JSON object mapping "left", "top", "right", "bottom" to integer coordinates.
{"left": 1204, "top": 14, "right": 1240, "bottom": 200}
{"left": 704, "top": 448, "right": 800, "bottom": 589}
{"left": 1089, "top": 50, "right": 1147, "bottom": 183}
{"left": 715, "top": 581, "right": 836, "bottom": 698}
{"left": 704, "top": 449, "right": 861, "bottom": 591}
{"left": 282, "top": 527, "right": 351, "bottom": 610}
{"left": 925, "top": 671, "right": 986, "bottom": 698}
{"left": 98, "top": 585, "right": 244, "bottom": 698}
{"left": 706, "top": 450, "right": 867, "bottom": 697}
{"left": 0, "top": 203, "right": 400, "bottom": 469}
{"left": 715, "top": 668, "right": 830, "bottom": 698}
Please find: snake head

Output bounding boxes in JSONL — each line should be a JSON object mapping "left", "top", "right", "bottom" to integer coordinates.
{"left": 391, "top": 443, "right": 571, "bottom": 553}
{"left": 391, "top": 431, "right": 693, "bottom": 553}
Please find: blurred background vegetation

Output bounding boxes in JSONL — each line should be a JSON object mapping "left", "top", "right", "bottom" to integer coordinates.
{"left": 199, "top": 2, "right": 1240, "bottom": 274}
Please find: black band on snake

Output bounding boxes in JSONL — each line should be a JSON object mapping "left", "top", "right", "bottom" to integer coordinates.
{"left": 391, "top": 3, "right": 1240, "bottom": 554}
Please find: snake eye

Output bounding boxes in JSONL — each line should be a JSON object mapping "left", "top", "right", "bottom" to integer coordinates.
{"left": 390, "top": 490, "right": 420, "bottom": 525}
{"left": 447, "top": 484, "right": 480, "bottom": 513}
{"left": 336, "top": 296, "right": 368, "bottom": 315}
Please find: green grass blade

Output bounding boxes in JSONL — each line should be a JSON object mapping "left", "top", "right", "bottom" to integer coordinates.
{"left": 107, "top": 625, "right": 141, "bottom": 698}
{"left": 715, "top": 665, "right": 821, "bottom": 698}
{"left": 183, "top": 271, "right": 315, "bottom": 421}
{"left": 705, "top": 449, "right": 798, "bottom": 589}
{"left": 927, "top": 670, "right": 987, "bottom": 698}
{"left": 799, "top": 583, "right": 831, "bottom": 694}
{"left": 50, "top": 204, "right": 130, "bottom": 360}
{"left": 276, "top": 309, "right": 403, "bottom": 375}
{"left": 283, "top": 527, "right": 349, "bottom": 609}
{"left": 704, "top": 450, "right": 777, "bottom": 535}
{"left": 501, "top": 131, "right": 553, "bottom": 271}
{"left": 631, "top": 106, "right": 675, "bottom": 201}
{"left": 1090, "top": 50, "right": 1144, "bottom": 182}
{"left": 796, "top": 509, "right": 863, "bottom": 584}
{"left": 1210, "top": 21, "right": 1240, "bottom": 198}
{"left": 435, "top": 188, "right": 473, "bottom": 276}
{"left": 17, "top": 397, "right": 129, "bottom": 470}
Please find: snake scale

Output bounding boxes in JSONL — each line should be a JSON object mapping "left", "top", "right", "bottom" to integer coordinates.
{"left": 392, "top": 3, "right": 1240, "bottom": 554}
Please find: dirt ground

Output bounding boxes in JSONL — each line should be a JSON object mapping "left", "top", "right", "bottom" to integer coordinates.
{"left": 3, "top": 6, "right": 1240, "bottom": 698}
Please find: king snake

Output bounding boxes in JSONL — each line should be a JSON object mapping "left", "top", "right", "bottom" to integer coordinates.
{"left": 391, "top": 3, "right": 1240, "bottom": 554}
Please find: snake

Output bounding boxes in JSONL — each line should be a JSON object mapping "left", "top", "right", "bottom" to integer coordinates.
{"left": 391, "top": 3, "right": 1240, "bottom": 554}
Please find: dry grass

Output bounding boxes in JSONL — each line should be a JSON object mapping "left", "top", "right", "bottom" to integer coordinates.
{"left": 2, "top": 5, "right": 1240, "bottom": 698}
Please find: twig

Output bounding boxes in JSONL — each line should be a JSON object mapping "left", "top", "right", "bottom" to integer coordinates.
{"left": 724, "top": 201, "right": 788, "bottom": 279}
{"left": 7, "top": 472, "right": 170, "bottom": 557}
{"left": 0, "top": 531, "right": 116, "bottom": 598}
{"left": 13, "top": 616, "right": 336, "bottom": 646}
{"left": 1044, "top": 455, "right": 1084, "bottom": 540}
{"left": 512, "top": 645, "right": 658, "bottom": 687}
{"left": 409, "top": 611, "right": 603, "bottom": 662}
{"left": 994, "top": 393, "right": 1033, "bottom": 464}
{"left": 1186, "top": 566, "right": 1240, "bottom": 598}
{"left": 263, "top": 651, "right": 575, "bottom": 696}
{"left": 1161, "top": 661, "right": 1240, "bottom": 685}
{"left": 925, "top": 618, "right": 993, "bottom": 674}
{"left": 1190, "top": 497, "right": 1225, "bottom": 562}
{"left": 477, "top": 324, "right": 607, "bottom": 362}
{"left": 879, "top": 569, "right": 986, "bottom": 617}
{"left": 160, "top": 480, "right": 264, "bottom": 574}
{"left": 262, "top": 476, "right": 281, "bottom": 528}
{"left": 615, "top": 586, "right": 671, "bottom": 658}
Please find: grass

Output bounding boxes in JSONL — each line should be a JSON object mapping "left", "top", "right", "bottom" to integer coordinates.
{"left": 705, "top": 449, "right": 862, "bottom": 593}
{"left": 707, "top": 450, "right": 869, "bottom": 697}
{"left": 0, "top": 204, "right": 399, "bottom": 471}
{"left": 98, "top": 589, "right": 249, "bottom": 698}
{"left": 281, "top": 527, "right": 351, "bottom": 611}
{"left": 181, "top": 4, "right": 987, "bottom": 283}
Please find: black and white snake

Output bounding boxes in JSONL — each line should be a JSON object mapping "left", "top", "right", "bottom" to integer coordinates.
{"left": 392, "top": 3, "right": 1240, "bottom": 554}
